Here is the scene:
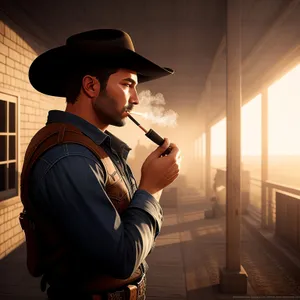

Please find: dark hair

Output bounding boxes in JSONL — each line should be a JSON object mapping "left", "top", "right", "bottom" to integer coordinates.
{"left": 65, "top": 68, "right": 118, "bottom": 104}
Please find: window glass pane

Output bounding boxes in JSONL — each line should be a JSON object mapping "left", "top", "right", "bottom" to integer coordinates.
{"left": 8, "top": 163, "right": 15, "bottom": 189}
{"left": 0, "top": 136, "right": 6, "bottom": 161}
{"left": 9, "top": 136, "right": 15, "bottom": 160}
{"left": 0, "top": 164, "right": 6, "bottom": 192}
{"left": 9, "top": 102, "right": 15, "bottom": 133}
{"left": 0, "top": 100, "right": 7, "bottom": 133}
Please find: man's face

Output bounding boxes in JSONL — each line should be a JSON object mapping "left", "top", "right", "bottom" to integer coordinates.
{"left": 93, "top": 69, "right": 139, "bottom": 127}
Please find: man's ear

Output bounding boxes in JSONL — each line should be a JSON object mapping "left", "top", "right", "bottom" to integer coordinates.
{"left": 81, "top": 75, "right": 100, "bottom": 98}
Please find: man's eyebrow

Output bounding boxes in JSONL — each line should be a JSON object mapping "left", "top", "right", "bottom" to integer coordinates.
{"left": 122, "top": 78, "right": 137, "bottom": 85}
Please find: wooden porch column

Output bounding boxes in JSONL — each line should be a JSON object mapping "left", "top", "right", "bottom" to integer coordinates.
{"left": 219, "top": 0, "right": 248, "bottom": 294}
{"left": 261, "top": 89, "right": 268, "bottom": 228}
{"left": 205, "top": 124, "right": 211, "bottom": 199}
{"left": 205, "top": 81, "right": 212, "bottom": 200}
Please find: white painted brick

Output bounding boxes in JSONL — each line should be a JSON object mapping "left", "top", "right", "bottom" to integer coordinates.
{"left": 8, "top": 48, "right": 20, "bottom": 62}
{"left": 24, "top": 106, "right": 34, "bottom": 114}
{"left": 24, "top": 98, "right": 33, "bottom": 106}
{"left": 29, "top": 92, "right": 39, "bottom": 102}
{"left": 3, "top": 74, "right": 11, "bottom": 85}
{"left": 16, "top": 44, "right": 24, "bottom": 55}
{"left": 23, "top": 49, "right": 31, "bottom": 59}
{"left": 10, "top": 30, "right": 17, "bottom": 43}
{"left": 0, "top": 43, "right": 9, "bottom": 56}
{"left": 7, "top": 210, "right": 12, "bottom": 221}
{"left": 5, "top": 238, "right": 12, "bottom": 248}
{"left": 9, "top": 217, "right": 16, "bottom": 227}
{"left": 10, "top": 236, "right": 17, "bottom": 247}
{"left": 4, "top": 37, "right": 16, "bottom": 50}
{"left": 0, "top": 244, "right": 6, "bottom": 259}
{"left": 22, "top": 72, "right": 29, "bottom": 82}
{"left": 4, "top": 221, "right": 10, "bottom": 231}
{"left": 20, "top": 89, "right": 28, "bottom": 98}
{"left": 21, "top": 114, "right": 29, "bottom": 122}
{"left": 16, "top": 35, "right": 21, "bottom": 46}
{"left": 10, "top": 77, "right": 16, "bottom": 87}
{"left": 15, "top": 78, "right": 25, "bottom": 89}
{"left": 12, "top": 207, "right": 21, "bottom": 218}
{"left": 30, "top": 51, "right": 37, "bottom": 60}
{"left": 6, "top": 65, "right": 14, "bottom": 76}
{"left": 3, "top": 229, "right": 13, "bottom": 241}
{"left": 0, "top": 62, "right": 5, "bottom": 73}
{"left": 29, "top": 114, "right": 36, "bottom": 122}
{"left": 18, "top": 36, "right": 26, "bottom": 49}
{"left": 0, "top": 53, "right": 5, "bottom": 64}
{"left": 4, "top": 25, "right": 11, "bottom": 39}
{"left": 26, "top": 82, "right": 34, "bottom": 91}
{"left": 13, "top": 225, "right": 21, "bottom": 235}
{"left": 6, "top": 57, "right": 14, "bottom": 67}
{"left": 20, "top": 55, "right": 25, "bottom": 64}
{"left": 24, "top": 57, "right": 31, "bottom": 67}
{"left": 14, "top": 69, "right": 22, "bottom": 79}
{"left": 24, "top": 122, "right": 35, "bottom": 130}
{"left": 14, "top": 61, "right": 22, "bottom": 71}
{"left": 19, "top": 231, "right": 25, "bottom": 241}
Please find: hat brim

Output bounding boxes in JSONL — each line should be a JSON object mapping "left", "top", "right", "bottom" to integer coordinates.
{"left": 29, "top": 46, "right": 174, "bottom": 97}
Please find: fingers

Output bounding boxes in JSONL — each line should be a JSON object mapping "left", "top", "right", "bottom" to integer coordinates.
{"left": 167, "top": 143, "right": 180, "bottom": 157}
{"left": 160, "top": 138, "right": 170, "bottom": 150}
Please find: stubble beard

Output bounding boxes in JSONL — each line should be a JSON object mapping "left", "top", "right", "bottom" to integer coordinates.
{"left": 93, "top": 89, "right": 126, "bottom": 127}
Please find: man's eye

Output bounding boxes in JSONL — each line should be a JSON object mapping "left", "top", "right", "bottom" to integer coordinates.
{"left": 123, "top": 83, "right": 131, "bottom": 87}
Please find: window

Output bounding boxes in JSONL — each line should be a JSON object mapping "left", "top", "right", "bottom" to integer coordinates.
{"left": 0, "top": 90, "right": 19, "bottom": 201}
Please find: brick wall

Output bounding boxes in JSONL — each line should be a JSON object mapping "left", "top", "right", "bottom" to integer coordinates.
{"left": 0, "top": 21, "right": 65, "bottom": 259}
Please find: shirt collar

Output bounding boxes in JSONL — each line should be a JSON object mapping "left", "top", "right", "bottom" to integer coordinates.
{"left": 105, "top": 130, "right": 132, "bottom": 160}
{"left": 46, "top": 110, "right": 131, "bottom": 159}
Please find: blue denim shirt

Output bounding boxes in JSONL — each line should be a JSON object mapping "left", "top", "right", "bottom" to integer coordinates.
{"left": 29, "top": 110, "right": 163, "bottom": 279}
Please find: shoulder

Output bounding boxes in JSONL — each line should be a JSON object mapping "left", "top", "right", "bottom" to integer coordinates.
{"left": 31, "top": 143, "right": 107, "bottom": 185}
{"left": 40, "top": 143, "right": 100, "bottom": 164}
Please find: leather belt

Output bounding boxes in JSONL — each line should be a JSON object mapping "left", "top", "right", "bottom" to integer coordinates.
{"left": 92, "top": 274, "right": 146, "bottom": 300}
{"left": 47, "top": 274, "right": 146, "bottom": 300}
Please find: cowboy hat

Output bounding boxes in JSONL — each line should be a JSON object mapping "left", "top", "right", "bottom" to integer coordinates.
{"left": 29, "top": 29, "right": 174, "bottom": 97}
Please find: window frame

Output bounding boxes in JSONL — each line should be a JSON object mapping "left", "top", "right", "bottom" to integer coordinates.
{"left": 0, "top": 88, "right": 20, "bottom": 202}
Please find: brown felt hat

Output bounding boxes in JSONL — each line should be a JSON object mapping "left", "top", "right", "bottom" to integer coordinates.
{"left": 29, "top": 29, "right": 174, "bottom": 97}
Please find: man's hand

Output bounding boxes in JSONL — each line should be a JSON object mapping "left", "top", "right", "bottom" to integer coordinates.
{"left": 138, "top": 138, "right": 181, "bottom": 201}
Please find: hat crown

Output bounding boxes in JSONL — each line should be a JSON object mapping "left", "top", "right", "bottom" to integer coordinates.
{"left": 66, "top": 29, "right": 135, "bottom": 52}
{"left": 29, "top": 28, "right": 173, "bottom": 97}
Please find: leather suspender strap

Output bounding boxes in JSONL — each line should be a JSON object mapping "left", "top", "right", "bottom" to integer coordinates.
{"left": 20, "top": 123, "right": 111, "bottom": 277}
{"left": 21, "top": 122, "right": 110, "bottom": 208}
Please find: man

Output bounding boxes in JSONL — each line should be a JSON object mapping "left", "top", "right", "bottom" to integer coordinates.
{"left": 21, "top": 29, "right": 181, "bottom": 300}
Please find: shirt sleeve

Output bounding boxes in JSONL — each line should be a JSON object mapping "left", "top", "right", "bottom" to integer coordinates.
{"left": 33, "top": 154, "right": 163, "bottom": 279}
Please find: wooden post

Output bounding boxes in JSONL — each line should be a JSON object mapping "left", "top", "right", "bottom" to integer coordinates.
{"left": 268, "top": 187, "right": 274, "bottom": 229}
{"left": 205, "top": 81, "right": 212, "bottom": 200}
{"left": 226, "top": 0, "right": 241, "bottom": 273}
{"left": 261, "top": 89, "right": 268, "bottom": 228}
{"left": 219, "top": 0, "right": 248, "bottom": 293}
{"left": 205, "top": 127, "right": 211, "bottom": 199}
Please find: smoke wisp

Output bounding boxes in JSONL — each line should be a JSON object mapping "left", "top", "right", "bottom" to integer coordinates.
{"left": 132, "top": 90, "right": 178, "bottom": 127}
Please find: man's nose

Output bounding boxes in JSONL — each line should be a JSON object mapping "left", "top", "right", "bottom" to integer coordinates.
{"left": 129, "top": 89, "right": 139, "bottom": 105}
